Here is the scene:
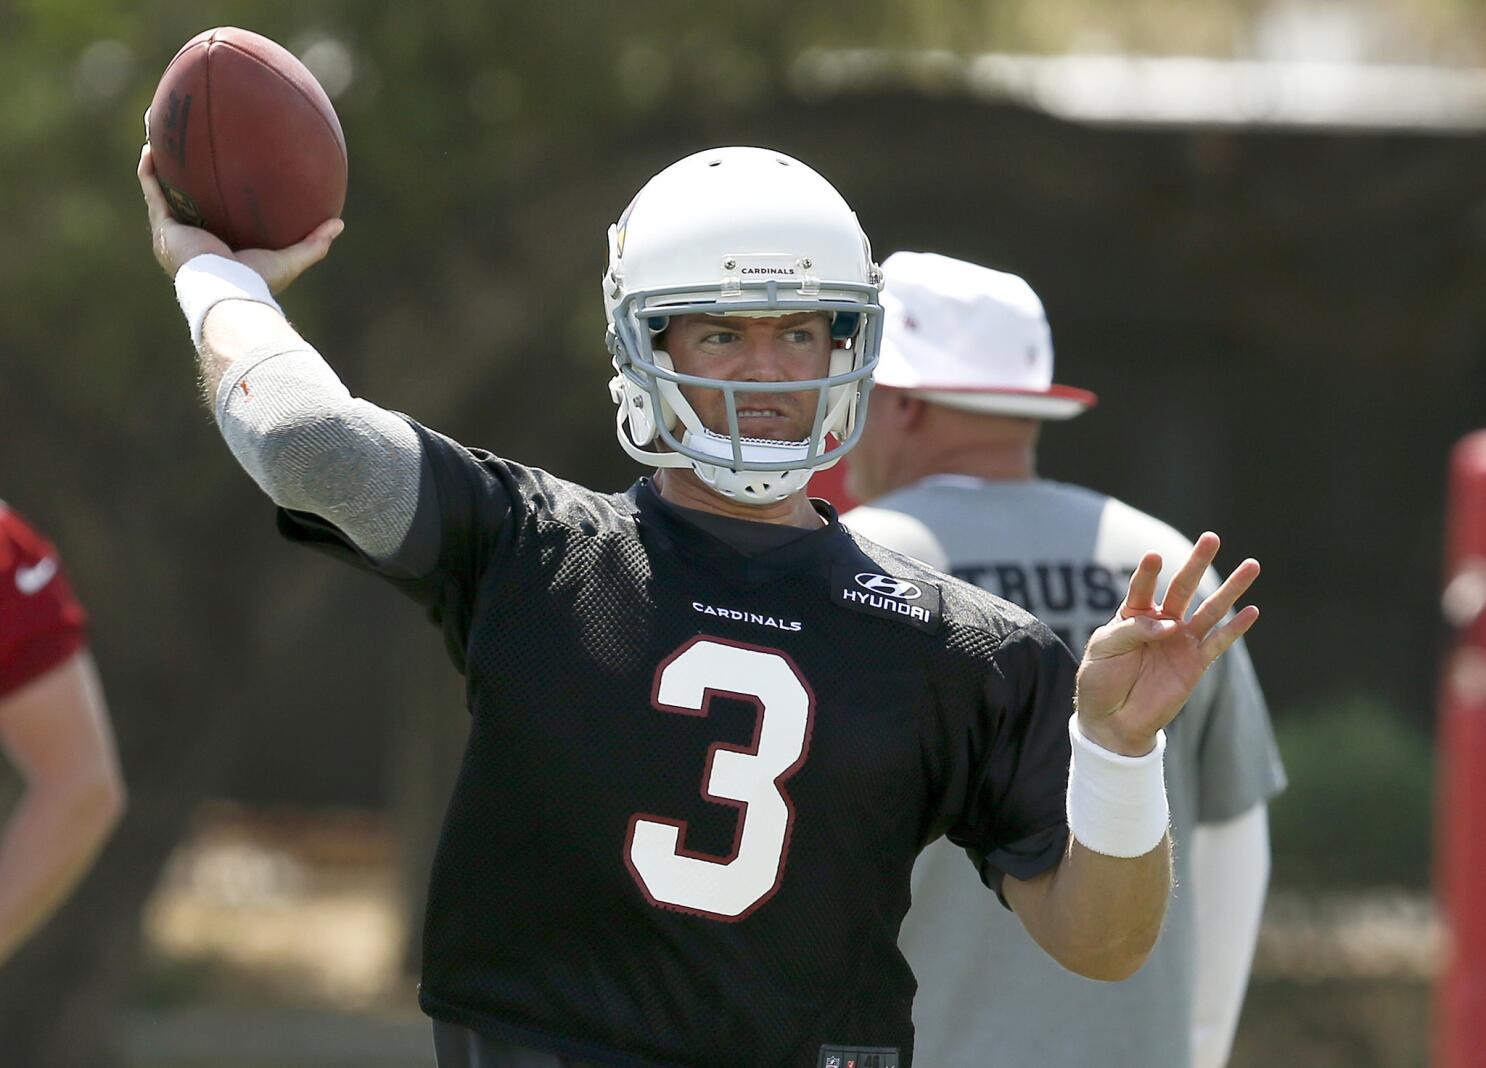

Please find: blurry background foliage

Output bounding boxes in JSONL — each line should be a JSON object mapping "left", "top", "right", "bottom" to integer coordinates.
{"left": 1, "top": 1, "right": 1482, "bottom": 1064}
{"left": 1269, "top": 697, "right": 1436, "bottom": 891}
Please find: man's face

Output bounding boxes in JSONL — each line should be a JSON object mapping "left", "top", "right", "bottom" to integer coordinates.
{"left": 661, "top": 312, "right": 833, "bottom": 443}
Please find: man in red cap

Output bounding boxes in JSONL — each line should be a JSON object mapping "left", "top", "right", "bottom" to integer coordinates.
{"left": 845, "top": 251, "right": 1286, "bottom": 1068}
{"left": 0, "top": 502, "right": 125, "bottom": 965}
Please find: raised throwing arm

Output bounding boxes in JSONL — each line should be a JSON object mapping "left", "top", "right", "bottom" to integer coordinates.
{"left": 138, "top": 146, "right": 428, "bottom": 567}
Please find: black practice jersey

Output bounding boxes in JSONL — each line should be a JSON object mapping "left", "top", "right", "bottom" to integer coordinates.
{"left": 279, "top": 421, "right": 1075, "bottom": 1068}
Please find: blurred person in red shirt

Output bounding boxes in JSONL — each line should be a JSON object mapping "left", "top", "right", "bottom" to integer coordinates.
{"left": 0, "top": 502, "right": 125, "bottom": 965}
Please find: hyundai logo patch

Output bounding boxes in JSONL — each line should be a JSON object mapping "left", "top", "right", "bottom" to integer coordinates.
{"left": 833, "top": 564, "right": 941, "bottom": 633}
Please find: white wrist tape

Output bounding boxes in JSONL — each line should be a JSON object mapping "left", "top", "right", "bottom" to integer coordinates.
{"left": 175, "top": 254, "right": 282, "bottom": 348}
{"left": 1066, "top": 714, "right": 1169, "bottom": 858}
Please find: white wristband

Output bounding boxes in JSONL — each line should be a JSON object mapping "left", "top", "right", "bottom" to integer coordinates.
{"left": 1066, "top": 714, "right": 1169, "bottom": 858}
{"left": 174, "top": 254, "right": 282, "bottom": 348}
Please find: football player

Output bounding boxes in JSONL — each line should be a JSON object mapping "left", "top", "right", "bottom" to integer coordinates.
{"left": 844, "top": 251, "right": 1285, "bottom": 1068}
{"left": 139, "top": 145, "right": 1259, "bottom": 1067}
{"left": 0, "top": 503, "right": 125, "bottom": 965}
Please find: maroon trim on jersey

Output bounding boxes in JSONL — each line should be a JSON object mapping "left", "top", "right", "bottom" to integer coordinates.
{"left": 623, "top": 633, "right": 818, "bottom": 924}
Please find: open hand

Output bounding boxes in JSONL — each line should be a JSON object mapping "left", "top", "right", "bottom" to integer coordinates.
{"left": 1075, "top": 532, "right": 1260, "bottom": 756}
{"left": 137, "top": 144, "right": 342, "bottom": 294}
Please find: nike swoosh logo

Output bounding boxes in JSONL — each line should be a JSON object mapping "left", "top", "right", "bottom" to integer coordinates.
{"left": 15, "top": 556, "right": 58, "bottom": 596}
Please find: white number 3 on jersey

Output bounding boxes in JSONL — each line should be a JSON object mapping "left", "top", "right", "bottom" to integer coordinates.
{"left": 625, "top": 637, "right": 815, "bottom": 920}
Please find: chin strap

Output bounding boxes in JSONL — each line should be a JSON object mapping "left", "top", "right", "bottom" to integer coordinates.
{"left": 683, "top": 426, "right": 812, "bottom": 466}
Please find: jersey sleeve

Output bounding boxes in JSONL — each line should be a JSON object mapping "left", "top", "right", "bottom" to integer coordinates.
{"left": 276, "top": 419, "right": 516, "bottom": 674}
{"left": 1193, "top": 637, "right": 1287, "bottom": 822}
{"left": 0, "top": 509, "right": 88, "bottom": 699}
{"left": 948, "top": 623, "right": 1075, "bottom": 899}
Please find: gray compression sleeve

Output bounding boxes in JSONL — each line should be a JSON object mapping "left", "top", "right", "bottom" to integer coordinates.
{"left": 214, "top": 343, "right": 427, "bottom": 567}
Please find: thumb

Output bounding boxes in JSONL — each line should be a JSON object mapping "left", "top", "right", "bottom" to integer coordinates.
{"left": 1085, "top": 615, "right": 1180, "bottom": 659}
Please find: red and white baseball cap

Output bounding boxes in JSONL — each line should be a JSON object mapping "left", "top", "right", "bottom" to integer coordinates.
{"left": 874, "top": 251, "right": 1097, "bottom": 420}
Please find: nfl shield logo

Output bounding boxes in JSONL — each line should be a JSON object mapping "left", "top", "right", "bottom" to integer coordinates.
{"left": 825, "top": 1059, "right": 841, "bottom": 1068}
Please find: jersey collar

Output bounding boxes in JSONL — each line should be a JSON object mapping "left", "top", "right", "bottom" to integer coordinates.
{"left": 630, "top": 479, "right": 849, "bottom": 587}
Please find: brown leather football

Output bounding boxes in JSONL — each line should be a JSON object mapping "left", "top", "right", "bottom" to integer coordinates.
{"left": 147, "top": 27, "right": 347, "bottom": 250}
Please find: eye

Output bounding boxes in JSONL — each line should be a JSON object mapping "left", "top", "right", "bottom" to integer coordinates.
{"left": 781, "top": 325, "right": 825, "bottom": 347}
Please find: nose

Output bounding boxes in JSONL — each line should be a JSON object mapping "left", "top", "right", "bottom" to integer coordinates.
{"left": 737, "top": 333, "right": 793, "bottom": 384}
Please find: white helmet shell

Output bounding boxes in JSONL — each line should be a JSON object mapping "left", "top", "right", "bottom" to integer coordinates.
{"left": 604, "top": 147, "right": 883, "bottom": 505}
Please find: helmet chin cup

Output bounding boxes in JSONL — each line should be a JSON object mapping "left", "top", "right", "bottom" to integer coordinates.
{"left": 683, "top": 427, "right": 814, "bottom": 502}
{"left": 686, "top": 429, "right": 814, "bottom": 504}
{"left": 692, "top": 462, "right": 812, "bottom": 504}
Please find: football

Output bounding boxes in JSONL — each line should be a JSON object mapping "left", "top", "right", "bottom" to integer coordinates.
{"left": 147, "top": 27, "right": 347, "bottom": 250}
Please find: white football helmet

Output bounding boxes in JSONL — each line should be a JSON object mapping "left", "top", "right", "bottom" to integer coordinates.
{"left": 604, "top": 147, "right": 883, "bottom": 505}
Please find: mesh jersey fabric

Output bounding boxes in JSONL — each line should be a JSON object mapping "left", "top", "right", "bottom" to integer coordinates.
{"left": 667, "top": 503, "right": 814, "bottom": 556}
{"left": 433, "top": 1019, "right": 613, "bottom": 1068}
{"left": 0, "top": 504, "right": 87, "bottom": 698}
{"left": 279, "top": 424, "right": 1076, "bottom": 1067}
{"left": 845, "top": 476, "right": 1287, "bottom": 1068}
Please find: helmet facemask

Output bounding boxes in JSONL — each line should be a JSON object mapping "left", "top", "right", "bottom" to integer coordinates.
{"left": 604, "top": 148, "right": 884, "bottom": 506}
{"left": 609, "top": 284, "right": 881, "bottom": 505}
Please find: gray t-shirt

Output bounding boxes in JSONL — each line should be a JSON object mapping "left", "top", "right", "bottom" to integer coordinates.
{"left": 844, "top": 476, "right": 1286, "bottom": 1068}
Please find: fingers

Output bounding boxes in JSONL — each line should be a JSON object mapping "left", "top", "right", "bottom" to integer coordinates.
{"left": 287, "top": 217, "right": 344, "bottom": 269}
{"left": 1118, "top": 551, "right": 1163, "bottom": 618}
{"left": 1200, "top": 604, "right": 1260, "bottom": 666}
{"left": 1160, "top": 531, "right": 1219, "bottom": 621}
{"left": 308, "top": 218, "right": 346, "bottom": 245}
{"left": 137, "top": 144, "right": 172, "bottom": 232}
{"left": 241, "top": 219, "right": 344, "bottom": 294}
{"left": 1189, "top": 558, "right": 1261, "bottom": 637}
{"left": 1086, "top": 614, "right": 1181, "bottom": 659}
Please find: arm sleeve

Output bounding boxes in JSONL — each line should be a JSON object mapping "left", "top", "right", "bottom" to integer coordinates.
{"left": 1191, "top": 803, "right": 1271, "bottom": 1068}
{"left": 276, "top": 421, "right": 517, "bottom": 675}
{"left": 214, "top": 344, "right": 428, "bottom": 568}
{"left": 0, "top": 511, "right": 88, "bottom": 699}
{"left": 948, "top": 624, "right": 1075, "bottom": 901}
{"left": 1195, "top": 637, "right": 1287, "bottom": 822}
